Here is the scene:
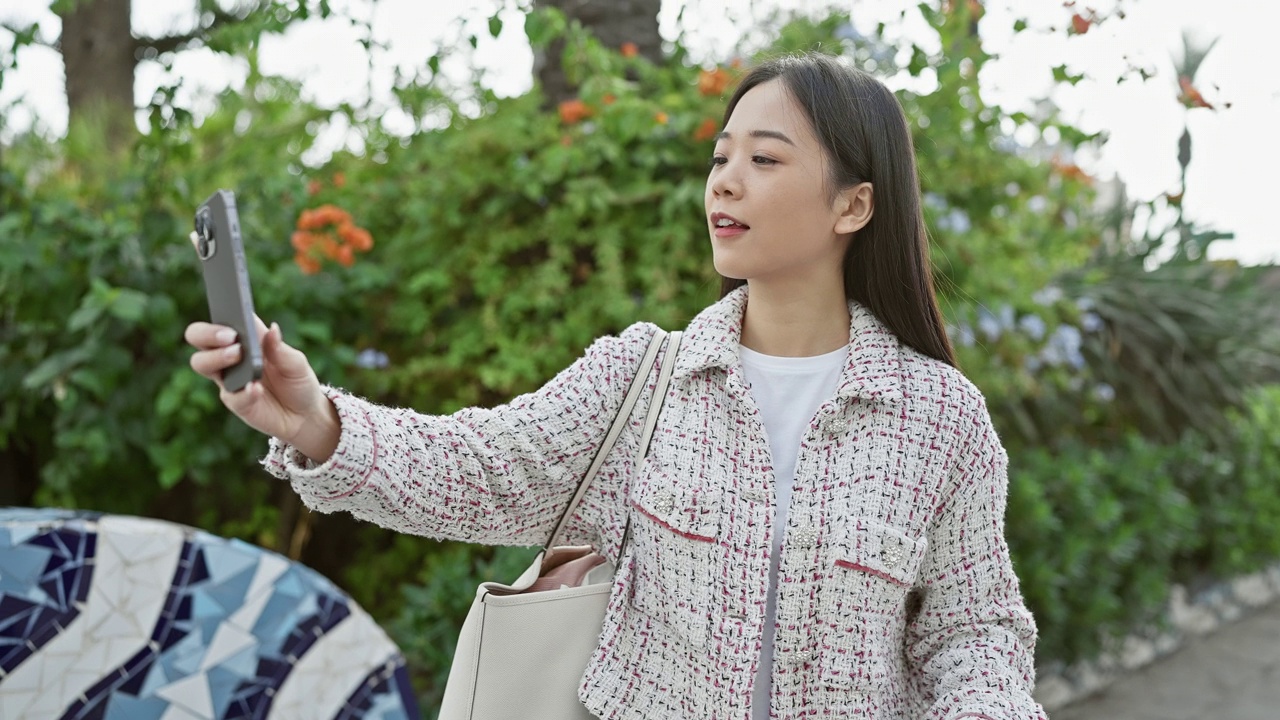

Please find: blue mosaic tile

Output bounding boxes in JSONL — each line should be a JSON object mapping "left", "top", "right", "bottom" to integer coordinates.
{"left": 102, "top": 694, "right": 168, "bottom": 720}
{"left": 1, "top": 510, "right": 419, "bottom": 719}
{"left": 336, "top": 662, "right": 419, "bottom": 720}
{"left": 0, "top": 517, "right": 96, "bottom": 675}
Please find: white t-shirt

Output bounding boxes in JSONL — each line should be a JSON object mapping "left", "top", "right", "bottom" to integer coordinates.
{"left": 738, "top": 342, "right": 849, "bottom": 720}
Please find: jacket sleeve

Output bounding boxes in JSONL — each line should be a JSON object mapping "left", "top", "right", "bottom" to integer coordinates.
{"left": 904, "top": 391, "right": 1048, "bottom": 720}
{"left": 260, "top": 321, "right": 660, "bottom": 548}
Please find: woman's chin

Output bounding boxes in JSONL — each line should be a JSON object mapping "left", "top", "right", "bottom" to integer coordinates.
{"left": 710, "top": 259, "right": 748, "bottom": 281}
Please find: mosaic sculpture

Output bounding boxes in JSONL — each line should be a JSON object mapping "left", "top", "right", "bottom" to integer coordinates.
{"left": 0, "top": 508, "right": 420, "bottom": 719}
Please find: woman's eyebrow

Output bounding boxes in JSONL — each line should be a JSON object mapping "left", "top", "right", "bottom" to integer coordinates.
{"left": 712, "top": 129, "right": 796, "bottom": 146}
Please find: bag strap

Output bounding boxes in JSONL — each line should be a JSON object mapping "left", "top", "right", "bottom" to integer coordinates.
{"left": 544, "top": 328, "right": 683, "bottom": 552}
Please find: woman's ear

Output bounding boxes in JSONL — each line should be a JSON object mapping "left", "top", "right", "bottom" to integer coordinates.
{"left": 834, "top": 182, "right": 874, "bottom": 235}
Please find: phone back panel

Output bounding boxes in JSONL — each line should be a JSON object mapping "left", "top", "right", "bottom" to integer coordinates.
{"left": 198, "top": 190, "right": 262, "bottom": 392}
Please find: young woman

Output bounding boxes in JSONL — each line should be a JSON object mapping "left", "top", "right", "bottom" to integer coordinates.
{"left": 187, "top": 52, "right": 1046, "bottom": 720}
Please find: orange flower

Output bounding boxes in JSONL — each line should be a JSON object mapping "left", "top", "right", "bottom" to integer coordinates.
{"left": 307, "top": 179, "right": 323, "bottom": 196}
{"left": 1070, "top": 13, "right": 1090, "bottom": 34}
{"left": 558, "top": 98, "right": 592, "bottom": 124}
{"left": 698, "top": 67, "right": 732, "bottom": 97}
{"left": 318, "top": 234, "right": 341, "bottom": 261}
{"left": 295, "top": 253, "right": 321, "bottom": 275}
{"left": 1051, "top": 157, "right": 1093, "bottom": 185}
{"left": 350, "top": 228, "right": 374, "bottom": 251}
{"left": 620, "top": 42, "right": 638, "bottom": 58}
{"left": 290, "top": 231, "right": 314, "bottom": 251}
{"left": 694, "top": 117, "right": 718, "bottom": 142}
{"left": 293, "top": 204, "right": 373, "bottom": 271}
{"left": 560, "top": 134, "right": 573, "bottom": 147}
{"left": 332, "top": 172, "right": 347, "bottom": 189}
{"left": 654, "top": 111, "right": 669, "bottom": 125}
{"left": 335, "top": 244, "right": 355, "bottom": 267}
{"left": 603, "top": 93, "right": 617, "bottom": 105}
{"left": 1177, "top": 76, "right": 1213, "bottom": 109}
{"left": 297, "top": 204, "right": 353, "bottom": 231}
{"left": 336, "top": 222, "right": 374, "bottom": 251}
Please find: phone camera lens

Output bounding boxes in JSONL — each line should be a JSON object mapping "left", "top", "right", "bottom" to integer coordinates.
{"left": 194, "top": 208, "right": 216, "bottom": 260}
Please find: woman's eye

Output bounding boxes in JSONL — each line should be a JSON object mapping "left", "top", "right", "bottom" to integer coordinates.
{"left": 752, "top": 155, "right": 776, "bottom": 165}
{"left": 708, "top": 156, "right": 727, "bottom": 168}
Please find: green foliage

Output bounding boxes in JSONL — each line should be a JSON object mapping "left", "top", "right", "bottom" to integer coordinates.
{"left": 1067, "top": 254, "right": 1280, "bottom": 446}
{"left": 0, "top": 69, "right": 361, "bottom": 538}
{"left": 333, "top": 23, "right": 731, "bottom": 411}
{"left": 1008, "top": 431, "right": 1195, "bottom": 664}
{"left": 1171, "top": 386, "right": 1280, "bottom": 578}
{"left": 1008, "top": 384, "right": 1280, "bottom": 666}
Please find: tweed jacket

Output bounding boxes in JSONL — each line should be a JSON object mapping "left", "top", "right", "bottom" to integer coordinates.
{"left": 262, "top": 285, "right": 1047, "bottom": 720}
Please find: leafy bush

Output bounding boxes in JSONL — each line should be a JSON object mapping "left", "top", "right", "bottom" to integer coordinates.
{"left": 1008, "top": 384, "right": 1280, "bottom": 666}
{"left": 1171, "top": 385, "right": 1280, "bottom": 579}
{"left": 1007, "top": 432, "right": 1196, "bottom": 664}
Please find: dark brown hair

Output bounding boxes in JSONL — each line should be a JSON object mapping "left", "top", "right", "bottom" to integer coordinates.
{"left": 718, "top": 53, "right": 956, "bottom": 368}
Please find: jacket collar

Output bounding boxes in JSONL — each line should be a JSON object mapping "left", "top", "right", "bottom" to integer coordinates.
{"left": 672, "top": 285, "right": 903, "bottom": 404}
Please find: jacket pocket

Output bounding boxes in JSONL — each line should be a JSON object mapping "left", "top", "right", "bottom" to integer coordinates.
{"left": 816, "top": 517, "right": 927, "bottom": 691}
{"left": 625, "top": 456, "right": 721, "bottom": 649}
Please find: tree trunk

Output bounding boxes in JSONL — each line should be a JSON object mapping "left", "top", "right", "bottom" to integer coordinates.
{"left": 533, "top": 0, "right": 662, "bottom": 107}
{"left": 58, "top": 0, "right": 136, "bottom": 147}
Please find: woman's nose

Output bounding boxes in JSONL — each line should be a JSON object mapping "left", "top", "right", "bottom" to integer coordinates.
{"left": 710, "top": 167, "right": 741, "bottom": 198}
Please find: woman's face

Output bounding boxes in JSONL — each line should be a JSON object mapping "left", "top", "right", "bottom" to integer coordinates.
{"left": 705, "top": 79, "right": 863, "bottom": 286}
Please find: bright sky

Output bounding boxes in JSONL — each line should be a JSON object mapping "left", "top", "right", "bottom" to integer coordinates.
{"left": 1, "top": 0, "right": 1276, "bottom": 264}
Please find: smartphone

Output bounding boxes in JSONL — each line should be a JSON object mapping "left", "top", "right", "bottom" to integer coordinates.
{"left": 194, "top": 189, "right": 263, "bottom": 393}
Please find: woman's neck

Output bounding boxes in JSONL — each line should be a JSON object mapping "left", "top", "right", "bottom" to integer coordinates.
{"left": 738, "top": 281, "right": 851, "bottom": 358}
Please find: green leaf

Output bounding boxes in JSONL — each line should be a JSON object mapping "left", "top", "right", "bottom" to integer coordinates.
{"left": 907, "top": 45, "right": 929, "bottom": 76}
{"left": 107, "top": 288, "right": 149, "bottom": 323}
{"left": 1052, "top": 64, "right": 1086, "bottom": 86}
{"left": 488, "top": 14, "right": 503, "bottom": 39}
{"left": 23, "top": 346, "right": 95, "bottom": 390}
{"left": 67, "top": 303, "right": 104, "bottom": 333}
{"left": 1013, "top": 18, "right": 1028, "bottom": 32}
{"left": 524, "top": 7, "right": 566, "bottom": 48}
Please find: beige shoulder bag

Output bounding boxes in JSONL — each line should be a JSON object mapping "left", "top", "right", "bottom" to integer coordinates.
{"left": 438, "top": 329, "right": 682, "bottom": 720}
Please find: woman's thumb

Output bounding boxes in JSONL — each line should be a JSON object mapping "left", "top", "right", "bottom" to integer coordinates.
{"left": 264, "top": 323, "right": 309, "bottom": 376}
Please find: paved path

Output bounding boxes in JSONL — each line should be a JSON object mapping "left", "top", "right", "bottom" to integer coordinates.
{"left": 1053, "top": 599, "right": 1280, "bottom": 720}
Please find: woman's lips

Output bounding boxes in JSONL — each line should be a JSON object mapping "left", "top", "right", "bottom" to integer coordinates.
{"left": 710, "top": 211, "right": 748, "bottom": 238}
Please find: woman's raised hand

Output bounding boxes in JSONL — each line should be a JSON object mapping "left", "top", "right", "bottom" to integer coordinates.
{"left": 184, "top": 235, "right": 341, "bottom": 463}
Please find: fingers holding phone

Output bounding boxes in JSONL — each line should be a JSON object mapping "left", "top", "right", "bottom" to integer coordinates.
{"left": 185, "top": 320, "right": 246, "bottom": 387}
{"left": 193, "top": 190, "right": 262, "bottom": 392}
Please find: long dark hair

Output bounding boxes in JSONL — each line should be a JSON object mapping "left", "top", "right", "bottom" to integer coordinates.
{"left": 718, "top": 53, "right": 956, "bottom": 368}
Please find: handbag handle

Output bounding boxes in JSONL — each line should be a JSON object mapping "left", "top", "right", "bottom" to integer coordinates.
{"left": 544, "top": 329, "right": 683, "bottom": 552}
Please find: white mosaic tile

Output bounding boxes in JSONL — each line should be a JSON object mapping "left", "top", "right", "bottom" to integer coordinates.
{"left": 271, "top": 610, "right": 399, "bottom": 718}
{"left": 199, "top": 624, "right": 256, "bottom": 672}
{"left": 156, "top": 673, "right": 214, "bottom": 718}
{"left": 0, "top": 517, "right": 182, "bottom": 718}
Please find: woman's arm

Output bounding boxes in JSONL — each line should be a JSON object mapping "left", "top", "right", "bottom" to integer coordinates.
{"left": 904, "top": 393, "right": 1048, "bottom": 720}
{"left": 261, "top": 322, "right": 661, "bottom": 548}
